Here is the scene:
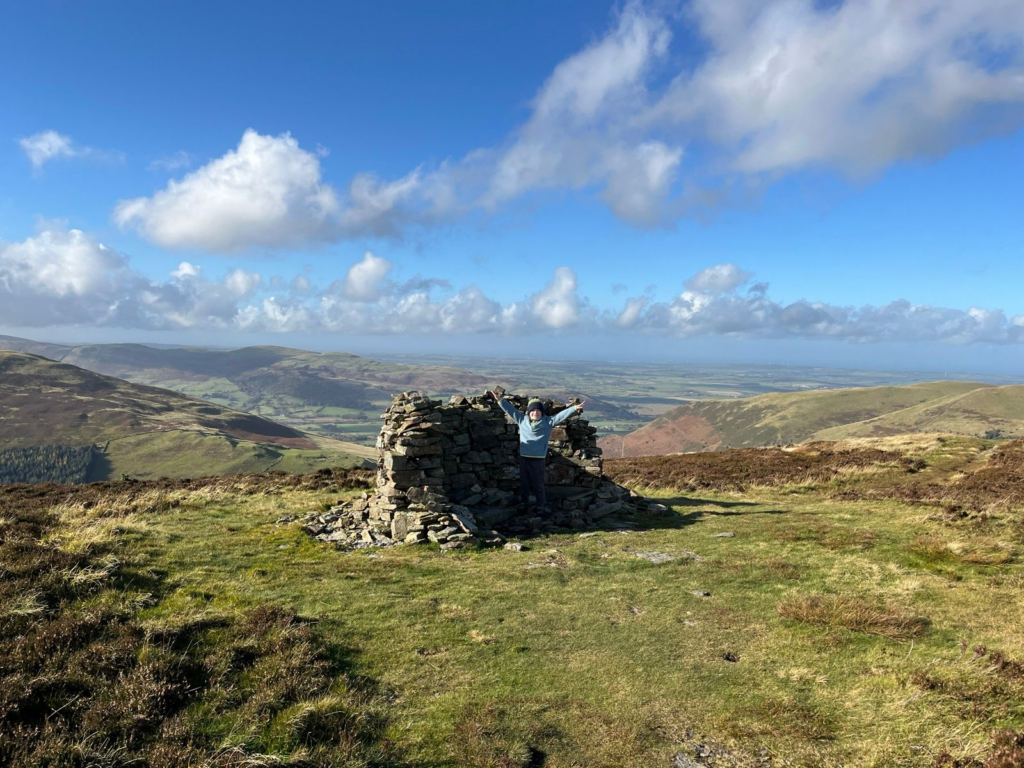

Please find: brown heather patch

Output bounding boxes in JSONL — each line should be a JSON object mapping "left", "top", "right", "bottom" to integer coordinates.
{"left": 777, "top": 594, "right": 929, "bottom": 641}
{"left": 605, "top": 444, "right": 909, "bottom": 493}
{"left": 837, "top": 439, "right": 1024, "bottom": 516}
{"left": 985, "top": 730, "right": 1024, "bottom": 768}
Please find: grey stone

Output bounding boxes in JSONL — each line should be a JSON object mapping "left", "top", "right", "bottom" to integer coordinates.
{"left": 692, "top": 590, "right": 711, "bottom": 598}
{"left": 503, "top": 542, "right": 525, "bottom": 552}
{"left": 713, "top": 532, "right": 735, "bottom": 538}
{"left": 634, "top": 551, "right": 675, "bottom": 564}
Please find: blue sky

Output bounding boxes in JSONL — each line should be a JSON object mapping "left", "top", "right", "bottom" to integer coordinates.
{"left": 2, "top": 0, "right": 1023, "bottom": 373}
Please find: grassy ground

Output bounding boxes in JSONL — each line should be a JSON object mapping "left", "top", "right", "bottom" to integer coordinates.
{"left": 4, "top": 440, "right": 1023, "bottom": 766}
{"left": 102, "top": 430, "right": 371, "bottom": 480}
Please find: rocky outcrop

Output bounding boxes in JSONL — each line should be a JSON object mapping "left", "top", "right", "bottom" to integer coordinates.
{"left": 304, "top": 390, "right": 654, "bottom": 549}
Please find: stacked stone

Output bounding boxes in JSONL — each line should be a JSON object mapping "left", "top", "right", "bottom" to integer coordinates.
{"left": 306, "top": 390, "right": 647, "bottom": 549}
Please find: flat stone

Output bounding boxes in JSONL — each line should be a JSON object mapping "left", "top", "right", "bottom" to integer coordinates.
{"left": 692, "top": 590, "right": 711, "bottom": 598}
{"left": 713, "top": 532, "right": 735, "bottom": 538}
{"left": 634, "top": 551, "right": 675, "bottom": 564}
{"left": 503, "top": 542, "right": 525, "bottom": 552}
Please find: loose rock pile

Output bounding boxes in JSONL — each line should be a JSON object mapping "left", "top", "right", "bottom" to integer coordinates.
{"left": 304, "top": 391, "right": 655, "bottom": 550}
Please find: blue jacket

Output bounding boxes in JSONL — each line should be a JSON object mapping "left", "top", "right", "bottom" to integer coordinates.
{"left": 497, "top": 398, "right": 578, "bottom": 458}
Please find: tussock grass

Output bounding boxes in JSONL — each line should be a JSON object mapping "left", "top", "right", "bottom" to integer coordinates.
{"left": 777, "top": 594, "right": 930, "bottom": 640}
{"left": 908, "top": 535, "right": 1015, "bottom": 568}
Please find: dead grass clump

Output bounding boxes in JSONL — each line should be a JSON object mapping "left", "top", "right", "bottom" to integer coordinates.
{"left": 777, "top": 594, "right": 929, "bottom": 640}
{"left": 908, "top": 536, "right": 1015, "bottom": 568}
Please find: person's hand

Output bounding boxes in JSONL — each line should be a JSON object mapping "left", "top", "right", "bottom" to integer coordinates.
{"left": 575, "top": 400, "right": 585, "bottom": 413}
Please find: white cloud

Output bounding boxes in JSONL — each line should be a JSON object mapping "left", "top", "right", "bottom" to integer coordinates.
{"left": 485, "top": 3, "right": 674, "bottom": 222}
{"left": 17, "top": 130, "right": 123, "bottom": 171}
{"left": 224, "top": 268, "right": 262, "bottom": 297}
{"left": 148, "top": 150, "right": 192, "bottom": 172}
{"left": 685, "top": 264, "right": 753, "bottom": 295}
{"left": 625, "top": 264, "right": 1024, "bottom": 344}
{"left": 529, "top": 266, "right": 580, "bottom": 329}
{"left": 171, "top": 261, "right": 202, "bottom": 279}
{"left": 653, "top": 0, "right": 1024, "bottom": 175}
{"left": 117, "top": 130, "right": 460, "bottom": 251}
{"left": 105, "top": 2, "right": 1024, "bottom": 247}
{"left": 5, "top": 226, "right": 1022, "bottom": 346}
{"left": 0, "top": 223, "right": 144, "bottom": 326}
{"left": 616, "top": 296, "right": 649, "bottom": 328}
{"left": 114, "top": 129, "right": 341, "bottom": 252}
{"left": 18, "top": 131, "right": 78, "bottom": 169}
{"left": 602, "top": 141, "right": 683, "bottom": 225}
{"left": 342, "top": 252, "right": 392, "bottom": 302}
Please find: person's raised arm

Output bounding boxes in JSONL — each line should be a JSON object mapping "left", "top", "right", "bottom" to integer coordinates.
{"left": 551, "top": 400, "right": 585, "bottom": 426}
{"left": 489, "top": 390, "right": 526, "bottom": 426}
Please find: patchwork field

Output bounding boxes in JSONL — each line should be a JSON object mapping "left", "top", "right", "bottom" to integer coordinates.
{"left": 3, "top": 437, "right": 1022, "bottom": 766}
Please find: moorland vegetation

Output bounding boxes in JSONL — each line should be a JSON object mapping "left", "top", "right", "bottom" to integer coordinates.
{"left": 2, "top": 436, "right": 1022, "bottom": 766}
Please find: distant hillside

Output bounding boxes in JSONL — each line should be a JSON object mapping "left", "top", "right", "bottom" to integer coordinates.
{"left": 0, "top": 351, "right": 372, "bottom": 482}
{"left": 0, "top": 336, "right": 495, "bottom": 444}
{"left": 600, "top": 381, "right": 1024, "bottom": 457}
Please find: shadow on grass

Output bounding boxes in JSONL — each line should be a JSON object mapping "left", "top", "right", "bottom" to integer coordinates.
{"left": 625, "top": 500, "right": 789, "bottom": 533}
{"left": 498, "top": 496, "right": 785, "bottom": 541}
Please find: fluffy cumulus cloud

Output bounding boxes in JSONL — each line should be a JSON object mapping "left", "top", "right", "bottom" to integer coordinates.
{"left": 116, "top": 130, "right": 458, "bottom": 252}
{"left": 619, "top": 265, "right": 1024, "bottom": 344}
{"left": 528, "top": 267, "right": 581, "bottom": 329}
{"left": 341, "top": 252, "right": 392, "bottom": 302}
{"left": 114, "top": 130, "right": 342, "bottom": 252}
{"left": 0, "top": 224, "right": 258, "bottom": 329}
{"left": 3, "top": 225, "right": 1023, "bottom": 344}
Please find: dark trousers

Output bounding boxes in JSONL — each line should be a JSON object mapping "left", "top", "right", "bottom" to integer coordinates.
{"left": 519, "top": 456, "right": 546, "bottom": 511}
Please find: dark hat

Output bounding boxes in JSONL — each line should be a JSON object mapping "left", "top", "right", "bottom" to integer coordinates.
{"left": 526, "top": 398, "right": 545, "bottom": 414}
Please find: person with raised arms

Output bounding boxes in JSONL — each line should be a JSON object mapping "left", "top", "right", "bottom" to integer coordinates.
{"left": 487, "top": 390, "right": 585, "bottom": 515}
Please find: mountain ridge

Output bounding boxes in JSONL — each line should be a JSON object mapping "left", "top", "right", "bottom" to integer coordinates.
{"left": 0, "top": 350, "right": 371, "bottom": 481}
{"left": 601, "top": 380, "right": 1022, "bottom": 457}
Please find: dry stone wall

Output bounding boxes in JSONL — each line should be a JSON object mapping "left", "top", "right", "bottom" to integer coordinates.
{"left": 305, "top": 390, "right": 651, "bottom": 549}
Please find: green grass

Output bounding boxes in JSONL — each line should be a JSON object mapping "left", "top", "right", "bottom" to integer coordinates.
{"left": 127, "top": 482, "right": 1024, "bottom": 766}
{"left": 102, "top": 430, "right": 367, "bottom": 479}
{"left": 6, "top": 434, "right": 1024, "bottom": 765}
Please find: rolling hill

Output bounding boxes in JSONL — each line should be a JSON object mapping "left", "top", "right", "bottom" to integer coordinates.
{"left": 600, "top": 380, "right": 1024, "bottom": 457}
{"left": 0, "top": 336, "right": 495, "bottom": 444}
{"left": 0, "top": 351, "right": 373, "bottom": 482}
